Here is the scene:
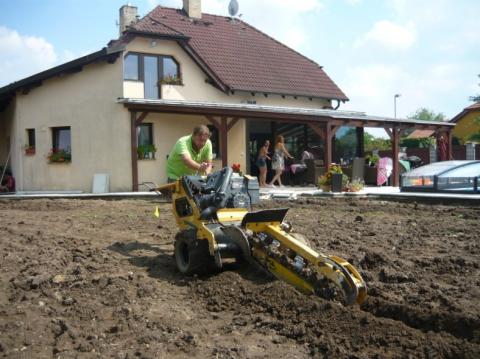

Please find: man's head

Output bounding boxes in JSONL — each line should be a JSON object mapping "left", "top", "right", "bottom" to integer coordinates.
{"left": 192, "top": 125, "right": 210, "bottom": 151}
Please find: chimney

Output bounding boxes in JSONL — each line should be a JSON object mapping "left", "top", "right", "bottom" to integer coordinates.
{"left": 119, "top": 4, "right": 138, "bottom": 36}
{"left": 183, "top": 0, "right": 202, "bottom": 19}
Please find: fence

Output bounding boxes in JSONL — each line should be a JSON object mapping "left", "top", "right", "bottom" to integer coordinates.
{"left": 378, "top": 145, "right": 480, "bottom": 165}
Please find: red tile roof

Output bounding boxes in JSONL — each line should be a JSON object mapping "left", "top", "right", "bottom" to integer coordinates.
{"left": 407, "top": 129, "right": 435, "bottom": 139}
{"left": 128, "top": 6, "right": 348, "bottom": 101}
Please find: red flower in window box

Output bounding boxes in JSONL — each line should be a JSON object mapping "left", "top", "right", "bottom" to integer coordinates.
{"left": 25, "top": 146, "right": 35, "bottom": 155}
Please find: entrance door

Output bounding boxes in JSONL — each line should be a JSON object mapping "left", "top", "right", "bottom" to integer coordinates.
{"left": 247, "top": 120, "right": 273, "bottom": 180}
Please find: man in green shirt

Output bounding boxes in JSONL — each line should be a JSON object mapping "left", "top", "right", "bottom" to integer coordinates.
{"left": 166, "top": 125, "right": 213, "bottom": 180}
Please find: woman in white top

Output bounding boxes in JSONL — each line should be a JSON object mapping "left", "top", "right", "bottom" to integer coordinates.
{"left": 268, "top": 135, "right": 294, "bottom": 187}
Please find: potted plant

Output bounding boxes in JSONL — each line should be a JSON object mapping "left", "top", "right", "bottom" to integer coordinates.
{"left": 231, "top": 163, "right": 243, "bottom": 176}
{"left": 318, "top": 164, "right": 348, "bottom": 192}
{"left": 159, "top": 74, "right": 182, "bottom": 85}
{"left": 48, "top": 148, "right": 71, "bottom": 163}
{"left": 366, "top": 154, "right": 380, "bottom": 167}
{"left": 345, "top": 179, "right": 365, "bottom": 192}
{"left": 137, "top": 145, "right": 146, "bottom": 159}
{"left": 25, "top": 145, "right": 35, "bottom": 155}
{"left": 147, "top": 144, "right": 157, "bottom": 159}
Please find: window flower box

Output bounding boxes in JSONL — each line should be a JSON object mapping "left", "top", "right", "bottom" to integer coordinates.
{"left": 25, "top": 146, "right": 36, "bottom": 155}
{"left": 48, "top": 149, "right": 71, "bottom": 163}
{"left": 159, "top": 74, "right": 182, "bottom": 86}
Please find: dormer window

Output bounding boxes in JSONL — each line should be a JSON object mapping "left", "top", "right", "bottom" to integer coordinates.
{"left": 124, "top": 53, "right": 181, "bottom": 99}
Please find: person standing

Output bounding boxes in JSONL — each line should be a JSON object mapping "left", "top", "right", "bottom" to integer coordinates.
{"left": 166, "top": 125, "right": 213, "bottom": 181}
{"left": 256, "top": 140, "right": 271, "bottom": 187}
{"left": 268, "top": 135, "right": 294, "bottom": 187}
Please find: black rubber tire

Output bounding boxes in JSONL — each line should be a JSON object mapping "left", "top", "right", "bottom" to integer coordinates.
{"left": 174, "top": 230, "right": 214, "bottom": 275}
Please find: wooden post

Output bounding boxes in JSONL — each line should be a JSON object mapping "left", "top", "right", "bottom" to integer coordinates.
{"left": 324, "top": 123, "right": 332, "bottom": 170}
{"left": 220, "top": 117, "right": 228, "bottom": 167}
{"left": 392, "top": 128, "right": 400, "bottom": 187}
{"left": 447, "top": 129, "right": 453, "bottom": 160}
{"left": 356, "top": 127, "right": 364, "bottom": 158}
{"left": 130, "top": 111, "right": 139, "bottom": 192}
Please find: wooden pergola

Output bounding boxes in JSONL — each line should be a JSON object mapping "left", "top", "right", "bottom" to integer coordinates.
{"left": 121, "top": 99, "right": 455, "bottom": 191}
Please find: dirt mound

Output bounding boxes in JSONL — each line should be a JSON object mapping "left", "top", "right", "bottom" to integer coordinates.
{"left": 0, "top": 198, "right": 479, "bottom": 358}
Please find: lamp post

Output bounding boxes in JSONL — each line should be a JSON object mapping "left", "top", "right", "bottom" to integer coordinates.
{"left": 394, "top": 94, "right": 401, "bottom": 119}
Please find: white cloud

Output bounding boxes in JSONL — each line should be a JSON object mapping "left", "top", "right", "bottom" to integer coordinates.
{"left": 0, "top": 26, "right": 58, "bottom": 86}
{"left": 0, "top": 26, "right": 92, "bottom": 87}
{"left": 355, "top": 20, "right": 416, "bottom": 51}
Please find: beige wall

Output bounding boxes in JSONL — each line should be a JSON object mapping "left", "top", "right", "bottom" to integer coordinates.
{"left": 452, "top": 111, "right": 480, "bottom": 144}
{"left": 138, "top": 113, "right": 246, "bottom": 186}
{"left": 123, "top": 37, "right": 331, "bottom": 109}
{"left": 0, "top": 99, "right": 16, "bottom": 172}
{"left": 10, "top": 59, "right": 129, "bottom": 192}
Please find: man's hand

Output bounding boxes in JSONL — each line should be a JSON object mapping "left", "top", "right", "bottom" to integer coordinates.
{"left": 199, "top": 162, "right": 209, "bottom": 172}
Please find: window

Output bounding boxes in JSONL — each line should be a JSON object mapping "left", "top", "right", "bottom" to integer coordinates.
{"left": 162, "top": 57, "right": 180, "bottom": 83}
{"left": 50, "top": 127, "right": 71, "bottom": 162}
{"left": 124, "top": 54, "right": 139, "bottom": 80}
{"left": 25, "top": 129, "right": 35, "bottom": 154}
{"left": 137, "top": 123, "right": 156, "bottom": 159}
{"left": 123, "top": 53, "right": 181, "bottom": 99}
{"left": 144, "top": 56, "right": 159, "bottom": 99}
{"left": 207, "top": 125, "right": 220, "bottom": 158}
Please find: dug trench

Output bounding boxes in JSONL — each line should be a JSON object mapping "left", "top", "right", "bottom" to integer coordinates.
{"left": 0, "top": 197, "right": 479, "bottom": 358}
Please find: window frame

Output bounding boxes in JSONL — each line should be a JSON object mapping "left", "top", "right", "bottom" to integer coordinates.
{"left": 207, "top": 125, "right": 220, "bottom": 159}
{"left": 25, "top": 128, "right": 36, "bottom": 154}
{"left": 137, "top": 123, "right": 156, "bottom": 159}
{"left": 123, "top": 52, "right": 182, "bottom": 98}
{"left": 50, "top": 126, "right": 72, "bottom": 163}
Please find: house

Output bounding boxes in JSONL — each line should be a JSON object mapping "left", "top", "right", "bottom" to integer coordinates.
{"left": 451, "top": 102, "right": 480, "bottom": 143}
{"left": 0, "top": 0, "right": 454, "bottom": 192}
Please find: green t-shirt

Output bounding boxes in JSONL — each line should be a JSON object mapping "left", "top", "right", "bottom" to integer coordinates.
{"left": 166, "top": 135, "right": 213, "bottom": 179}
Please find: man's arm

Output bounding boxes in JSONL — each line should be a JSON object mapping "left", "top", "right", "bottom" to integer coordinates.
{"left": 181, "top": 153, "right": 205, "bottom": 172}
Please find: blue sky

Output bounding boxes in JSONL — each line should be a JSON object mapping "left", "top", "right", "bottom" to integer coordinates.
{"left": 1, "top": 0, "right": 478, "bottom": 127}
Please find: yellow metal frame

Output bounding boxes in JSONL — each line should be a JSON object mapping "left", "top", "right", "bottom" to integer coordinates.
{"left": 246, "top": 221, "right": 367, "bottom": 305}
{"left": 159, "top": 178, "right": 367, "bottom": 305}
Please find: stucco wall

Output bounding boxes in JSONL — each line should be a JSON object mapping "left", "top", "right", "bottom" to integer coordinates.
{"left": 137, "top": 113, "right": 246, "bottom": 186}
{"left": 11, "top": 59, "right": 129, "bottom": 192}
{"left": 0, "top": 99, "right": 16, "bottom": 172}
{"left": 123, "top": 37, "right": 331, "bottom": 109}
{"left": 452, "top": 111, "right": 480, "bottom": 144}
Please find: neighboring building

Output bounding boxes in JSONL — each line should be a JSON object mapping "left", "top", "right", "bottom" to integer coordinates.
{"left": 0, "top": 1, "right": 454, "bottom": 192}
{"left": 451, "top": 102, "right": 480, "bottom": 143}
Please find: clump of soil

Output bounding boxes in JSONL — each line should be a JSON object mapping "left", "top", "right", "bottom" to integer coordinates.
{"left": 0, "top": 197, "right": 479, "bottom": 358}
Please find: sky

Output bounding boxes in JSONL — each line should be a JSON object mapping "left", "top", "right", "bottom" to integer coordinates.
{"left": 0, "top": 0, "right": 479, "bottom": 133}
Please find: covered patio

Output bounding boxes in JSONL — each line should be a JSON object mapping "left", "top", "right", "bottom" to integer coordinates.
{"left": 119, "top": 99, "right": 455, "bottom": 191}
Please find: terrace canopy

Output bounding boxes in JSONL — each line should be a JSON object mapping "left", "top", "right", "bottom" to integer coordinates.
{"left": 119, "top": 98, "right": 455, "bottom": 190}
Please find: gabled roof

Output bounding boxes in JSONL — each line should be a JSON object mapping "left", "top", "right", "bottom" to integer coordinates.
{"left": 128, "top": 6, "right": 348, "bottom": 101}
{"left": 450, "top": 102, "right": 480, "bottom": 123}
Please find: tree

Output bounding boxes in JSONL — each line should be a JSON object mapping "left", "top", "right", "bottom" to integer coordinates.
{"left": 469, "top": 74, "right": 480, "bottom": 102}
{"left": 407, "top": 108, "right": 447, "bottom": 122}
{"left": 363, "top": 132, "right": 391, "bottom": 152}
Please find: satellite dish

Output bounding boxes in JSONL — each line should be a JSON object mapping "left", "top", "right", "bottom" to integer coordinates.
{"left": 228, "top": 0, "right": 239, "bottom": 17}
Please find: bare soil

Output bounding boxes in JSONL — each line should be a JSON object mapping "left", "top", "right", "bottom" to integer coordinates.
{"left": 0, "top": 197, "right": 479, "bottom": 358}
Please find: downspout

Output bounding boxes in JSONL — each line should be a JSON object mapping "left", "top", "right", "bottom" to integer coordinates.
{"left": 333, "top": 100, "right": 341, "bottom": 110}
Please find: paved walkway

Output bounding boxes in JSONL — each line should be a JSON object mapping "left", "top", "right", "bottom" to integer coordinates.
{"left": 1, "top": 186, "right": 478, "bottom": 202}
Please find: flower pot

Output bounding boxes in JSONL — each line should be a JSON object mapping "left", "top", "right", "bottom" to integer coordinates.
{"left": 331, "top": 173, "right": 343, "bottom": 193}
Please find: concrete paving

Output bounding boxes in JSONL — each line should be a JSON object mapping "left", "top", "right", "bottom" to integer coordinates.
{"left": 1, "top": 186, "right": 478, "bottom": 203}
